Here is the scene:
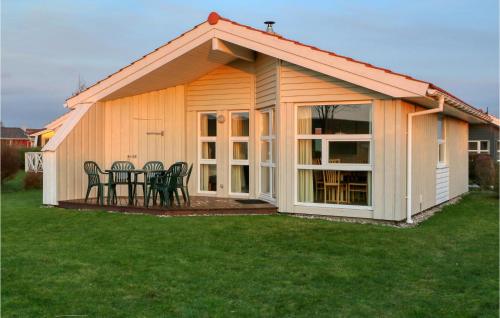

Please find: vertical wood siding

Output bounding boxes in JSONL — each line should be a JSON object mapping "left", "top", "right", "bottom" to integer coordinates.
{"left": 186, "top": 60, "right": 254, "bottom": 111}
{"left": 57, "top": 103, "right": 105, "bottom": 200}
{"left": 57, "top": 86, "right": 185, "bottom": 201}
{"left": 255, "top": 54, "right": 277, "bottom": 109}
{"left": 446, "top": 117, "right": 468, "bottom": 198}
{"left": 372, "top": 99, "right": 409, "bottom": 220}
{"left": 408, "top": 104, "right": 438, "bottom": 215}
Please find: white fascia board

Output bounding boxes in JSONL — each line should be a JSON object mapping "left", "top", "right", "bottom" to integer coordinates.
{"left": 214, "top": 21, "right": 429, "bottom": 98}
{"left": 42, "top": 103, "right": 93, "bottom": 152}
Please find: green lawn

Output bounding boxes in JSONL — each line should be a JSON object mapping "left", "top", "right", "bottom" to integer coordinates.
{"left": 2, "top": 174, "right": 499, "bottom": 317}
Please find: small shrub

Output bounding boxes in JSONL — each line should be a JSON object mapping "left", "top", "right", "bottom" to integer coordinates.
{"left": 24, "top": 172, "right": 42, "bottom": 190}
{"left": 474, "top": 154, "right": 495, "bottom": 189}
{"left": 494, "top": 163, "right": 499, "bottom": 196}
{"left": 1, "top": 145, "right": 21, "bottom": 183}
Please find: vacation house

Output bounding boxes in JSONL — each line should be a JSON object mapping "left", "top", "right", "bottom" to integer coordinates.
{"left": 42, "top": 12, "right": 495, "bottom": 222}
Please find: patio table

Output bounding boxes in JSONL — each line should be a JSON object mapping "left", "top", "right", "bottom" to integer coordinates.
{"left": 105, "top": 169, "right": 138, "bottom": 205}
{"left": 131, "top": 169, "right": 164, "bottom": 207}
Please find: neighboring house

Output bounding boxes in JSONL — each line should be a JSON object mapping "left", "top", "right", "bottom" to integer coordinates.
{"left": 1, "top": 126, "right": 32, "bottom": 147}
{"left": 42, "top": 12, "right": 495, "bottom": 223}
{"left": 29, "top": 111, "right": 72, "bottom": 147}
{"left": 468, "top": 118, "right": 500, "bottom": 161}
{"left": 25, "top": 128, "right": 44, "bottom": 147}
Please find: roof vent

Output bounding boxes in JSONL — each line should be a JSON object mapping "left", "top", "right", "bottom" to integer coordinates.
{"left": 264, "top": 21, "right": 275, "bottom": 33}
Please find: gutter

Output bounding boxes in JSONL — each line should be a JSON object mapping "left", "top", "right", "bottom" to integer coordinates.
{"left": 406, "top": 94, "right": 444, "bottom": 223}
{"left": 427, "top": 88, "right": 491, "bottom": 123}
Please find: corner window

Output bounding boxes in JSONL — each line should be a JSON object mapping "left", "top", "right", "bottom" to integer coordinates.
{"left": 296, "top": 104, "right": 372, "bottom": 207}
{"left": 438, "top": 114, "right": 446, "bottom": 164}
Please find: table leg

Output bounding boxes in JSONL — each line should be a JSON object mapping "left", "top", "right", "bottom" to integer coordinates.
{"left": 128, "top": 172, "right": 133, "bottom": 205}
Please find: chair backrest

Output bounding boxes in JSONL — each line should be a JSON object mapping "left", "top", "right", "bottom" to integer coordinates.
{"left": 111, "top": 161, "right": 135, "bottom": 183}
{"left": 143, "top": 161, "right": 164, "bottom": 171}
{"left": 323, "top": 170, "right": 340, "bottom": 184}
{"left": 155, "top": 166, "right": 176, "bottom": 190}
{"left": 174, "top": 162, "right": 188, "bottom": 186}
{"left": 143, "top": 161, "right": 164, "bottom": 182}
{"left": 168, "top": 162, "right": 185, "bottom": 188}
{"left": 84, "top": 161, "right": 101, "bottom": 186}
{"left": 185, "top": 164, "right": 193, "bottom": 186}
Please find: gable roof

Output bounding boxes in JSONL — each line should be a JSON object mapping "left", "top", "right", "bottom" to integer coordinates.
{"left": 1, "top": 127, "right": 30, "bottom": 140}
{"left": 45, "top": 12, "right": 494, "bottom": 152}
{"left": 65, "top": 12, "right": 492, "bottom": 123}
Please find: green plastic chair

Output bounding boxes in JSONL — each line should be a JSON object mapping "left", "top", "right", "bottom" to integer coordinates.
{"left": 152, "top": 163, "right": 183, "bottom": 207}
{"left": 83, "top": 161, "right": 112, "bottom": 205}
{"left": 109, "top": 161, "right": 135, "bottom": 205}
{"left": 134, "top": 161, "right": 164, "bottom": 206}
{"left": 174, "top": 162, "right": 192, "bottom": 205}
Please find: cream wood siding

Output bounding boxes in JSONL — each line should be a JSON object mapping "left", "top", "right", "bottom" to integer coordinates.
{"left": 57, "top": 103, "right": 105, "bottom": 201}
{"left": 186, "top": 60, "right": 254, "bottom": 111}
{"left": 255, "top": 54, "right": 277, "bottom": 109}
{"left": 56, "top": 86, "right": 185, "bottom": 201}
{"left": 446, "top": 117, "right": 468, "bottom": 198}
{"left": 406, "top": 103, "right": 438, "bottom": 215}
{"left": 103, "top": 86, "right": 185, "bottom": 196}
{"left": 185, "top": 60, "right": 256, "bottom": 197}
{"left": 280, "top": 62, "right": 386, "bottom": 103}
{"left": 372, "top": 99, "right": 409, "bottom": 221}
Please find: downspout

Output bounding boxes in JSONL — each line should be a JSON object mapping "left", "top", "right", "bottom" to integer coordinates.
{"left": 406, "top": 95, "right": 445, "bottom": 223}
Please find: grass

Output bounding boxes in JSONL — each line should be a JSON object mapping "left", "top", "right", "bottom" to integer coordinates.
{"left": 2, "top": 173, "right": 499, "bottom": 317}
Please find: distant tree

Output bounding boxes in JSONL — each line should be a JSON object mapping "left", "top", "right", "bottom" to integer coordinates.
{"left": 1, "top": 145, "right": 20, "bottom": 183}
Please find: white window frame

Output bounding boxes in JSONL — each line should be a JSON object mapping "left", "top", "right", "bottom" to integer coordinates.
{"left": 198, "top": 112, "right": 217, "bottom": 194}
{"left": 293, "top": 101, "right": 374, "bottom": 210}
{"left": 229, "top": 111, "right": 250, "bottom": 196}
{"left": 259, "top": 108, "right": 276, "bottom": 202}
{"left": 468, "top": 140, "right": 490, "bottom": 154}
{"left": 437, "top": 114, "right": 447, "bottom": 168}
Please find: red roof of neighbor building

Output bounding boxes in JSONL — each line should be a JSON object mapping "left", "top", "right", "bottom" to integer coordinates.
{"left": 67, "top": 11, "right": 489, "bottom": 119}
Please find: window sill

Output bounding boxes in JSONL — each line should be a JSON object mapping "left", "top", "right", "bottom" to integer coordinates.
{"left": 294, "top": 201, "right": 373, "bottom": 211}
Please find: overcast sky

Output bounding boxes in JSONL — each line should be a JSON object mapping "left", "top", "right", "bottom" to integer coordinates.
{"left": 1, "top": 0, "right": 498, "bottom": 128}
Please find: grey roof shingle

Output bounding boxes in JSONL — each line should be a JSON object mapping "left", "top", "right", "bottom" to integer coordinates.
{"left": 1, "top": 127, "right": 30, "bottom": 140}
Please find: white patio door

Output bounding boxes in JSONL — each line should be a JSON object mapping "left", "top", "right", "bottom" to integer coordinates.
{"left": 229, "top": 111, "right": 250, "bottom": 195}
{"left": 259, "top": 108, "right": 276, "bottom": 202}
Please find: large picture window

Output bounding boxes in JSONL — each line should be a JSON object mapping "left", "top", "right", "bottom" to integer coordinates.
{"left": 296, "top": 104, "right": 372, "bottom": 207}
